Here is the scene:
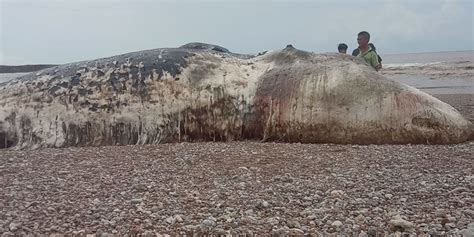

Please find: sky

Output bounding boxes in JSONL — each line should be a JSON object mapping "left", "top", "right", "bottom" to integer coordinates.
{"left": 0, "top": 0, "right": 473, "bottom": 65}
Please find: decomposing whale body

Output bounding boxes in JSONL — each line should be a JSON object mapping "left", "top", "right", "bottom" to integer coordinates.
{"left": 0, "top": 43, "right": 471, "bottom": 148}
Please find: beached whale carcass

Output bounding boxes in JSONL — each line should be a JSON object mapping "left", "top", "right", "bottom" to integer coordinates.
{"left": 0, "top": 43, "right": 471, "bottom": 148}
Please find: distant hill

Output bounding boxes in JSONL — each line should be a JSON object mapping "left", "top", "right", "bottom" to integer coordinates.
{"left": 0, "top": 64, "right": 58, "bottom": 73}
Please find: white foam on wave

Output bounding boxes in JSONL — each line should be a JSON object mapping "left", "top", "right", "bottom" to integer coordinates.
{"left": 383, "top": 62, "right": 441, "bottom": 69}
{"left": 384, "top": 60, "right": 473, "bottom": 69}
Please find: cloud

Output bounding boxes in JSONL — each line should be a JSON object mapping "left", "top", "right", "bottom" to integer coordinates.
{"left": 0, "top": 0, "right": 472, "bottom": 64}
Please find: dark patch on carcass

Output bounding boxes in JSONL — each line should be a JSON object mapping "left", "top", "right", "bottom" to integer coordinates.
{"left": 108, "top": 76, "right": 121, "bottom": 92}
{"left": 129, "top": 65, "right": 139, "bottom": 80}
{"left": 78, "top": 88, "right": 88, "bottom": 96}
{"left": 412, "top": 115, "right": 441, "bottom": 129}
{"left": 89, "top": 103, "right": 99, "bottom": 112}
{"left": 97, "top": 69, "right": 105, "bottom": 77}
{"left": 88, "top": 81, "right": 100, "bottom": 88}
{"left": 16, "top": 116, "right": 42, "bottom": 146}
{"left": 0, "top": 113, "right": 18, "bottom": 148}
{"left": 48, "top": 85, "right": 61, "bottom": 95}
{"left": 173, "top": 96, "right": 245, "bottom": 142}
{"left": 8, "top": 43, "right": 251, "bottom": 109}
{"left": 0, "top": 121, "right": 15, "bottom": 149}
{"left": 186, "top": 62, "right": 219, "bottom": 85}
{"left": 249, "top": 64, "right": 303, "bottom": 141}
{"left": 54, "top": 85, "right": 255, "bottom": 147}
{"left": 0, "top": 132, "right": 14, "bottom": 148}
{"left": 60, "top": 121, "right": 150, "bottom": 147}
{"left": 58, "top": 82, "right": 69, "bottom": 88}
{"left": 12, "top": 46, "right": 195, "bottom": 86}
{"left": 71, "top": 73, "right": 81, "bottom": 86}
{"left": 179, "top": 42, "right": 230, "bottom": 53}
{"left": 63, "top": 122, "right": 138, "bottom": 146}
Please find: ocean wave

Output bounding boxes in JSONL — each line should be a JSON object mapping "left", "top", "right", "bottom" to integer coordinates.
{"left": 384, "top": 62, "right": 440, "bottom": 68}
{"left": 382, "top": 60, "right": 474, "bottom": 79}
{"left": 384, "top": 60, "right": 472, "bottom": 69}
{"left": 383, "top": 61, "right": 474, "bottom": 70}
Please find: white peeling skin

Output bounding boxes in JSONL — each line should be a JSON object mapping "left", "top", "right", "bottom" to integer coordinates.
{"left": 0, "top": 45, "right": 471, "bottom": 149}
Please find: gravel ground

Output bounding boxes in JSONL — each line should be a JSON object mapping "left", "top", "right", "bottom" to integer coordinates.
{"left": 1, "top": 142, "right": 473, "bottom": 236}
{"left": 1, "top": 94, "right": 473, "bottom": 236}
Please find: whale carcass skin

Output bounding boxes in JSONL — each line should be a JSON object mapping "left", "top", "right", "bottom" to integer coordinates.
{"left": 0, "top": 43, "right": 471, "bottom": 148}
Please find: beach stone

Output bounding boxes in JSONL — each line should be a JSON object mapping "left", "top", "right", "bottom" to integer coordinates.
{"left": 330, "top": 190, "right": 345, "bottom": 197}
{"left": 287, "top": 219, "right": 301, "bottom": 228}
{"left": 174, "top": 215, "right": 183, "bottom": 223}
{"left": 130, "top": 198, "right": 142, "bottom": 204}
{"left": 358, "top": 231, "right": 369, "bottom": 237}
{"left": 367, "top": 227, "right": 377, "bottom": 236}
{"left": 267, "top": 217, "right": 279, "bottom": 226}
{"left": 373, "top": 207, "right": 383, "bottom": 212}
{"left": 458, "top": 222, "right": 474, "bottom": 236}
{"left": 355, "top": 215, "right": 366, "bottom": 224}
{"left": 165, "top": 216, "right": 175, "bottom": 225}
{"left": 289, "top": 228, "right": 304, "bottom": 235}
{"left": 332, "top": 220, "right": 343, "bottom": 228}
{"left": 434, "top": 209, "right": 446, "bottom": 217}
{"left": 143, "top": 231, "right": 155, "bottom": 237}
{"left": 389, "top": 215, "right": 415, "bottom": 232}
{"left": 8, "top": 222, "right": 20, "bottom": 232}
{"left": 201, "top": 218, "right": 216, "bottom": 229}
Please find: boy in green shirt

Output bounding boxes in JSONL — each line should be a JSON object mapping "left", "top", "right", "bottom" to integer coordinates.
{"left": 355, "top": 31, "right": 382, "bottom": 71}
